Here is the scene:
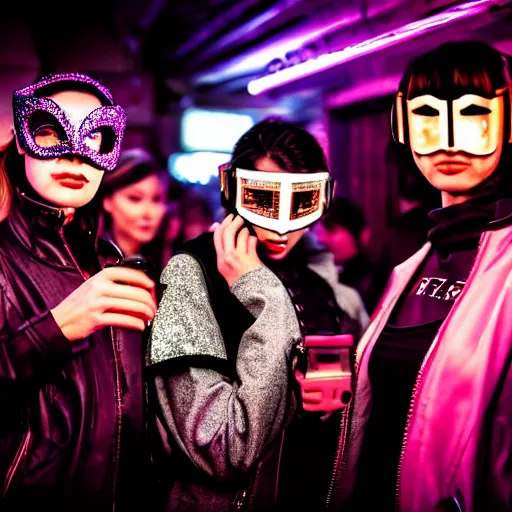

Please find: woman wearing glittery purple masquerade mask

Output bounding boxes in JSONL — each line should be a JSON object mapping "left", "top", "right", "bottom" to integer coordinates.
{"left": 13, "top": 73, "right": 126, "bottom": 172}
{"left": 10, "top": 73, "right": 126, "bottom": 210}
{"left": 0, "top": 73, "right": 158, "bottom": 511}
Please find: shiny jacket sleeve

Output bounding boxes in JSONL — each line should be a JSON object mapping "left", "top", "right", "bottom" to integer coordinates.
{"left": 485, "top": 358, "right": 512, "bottom": 511}
{"left": 0, "top": 288, "right": 71, "bottom": 387}
{"left": 148, "top": 253, "right": 302, "bottom": 480}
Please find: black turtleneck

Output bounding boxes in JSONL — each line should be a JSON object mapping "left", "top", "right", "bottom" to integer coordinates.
{"left": 261, "top": 236, "right": 363, "bottom": 510}
{"left": 349, "top": 194, "right": 502, "bottom": 512}
{"left": 263, "top": 239, "right": 356, "bottom": 337}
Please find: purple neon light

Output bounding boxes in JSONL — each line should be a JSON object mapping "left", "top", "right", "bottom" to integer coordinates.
{"left": 193, "top": 16, "right": 354, "bottom": 86}
{"left": 247, "top": 0, "right": 499, "bottom": 95}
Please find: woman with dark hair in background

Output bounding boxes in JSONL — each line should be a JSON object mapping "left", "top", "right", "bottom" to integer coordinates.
{"left": 0, "top": 73, "right": 156, "bottom": 511}
{"left": 147, "top": 119, "right": 368, "bottom": 511}
{"left": 176, "top": 192, "right": 215, "bottom": 245}
{"left": 164, "top": 191, "right": 215, "bottom": 258}
{"left": 101, "top": 147, "right": 170, "bottom": 282}
{"left": 370, "top": 137, "right": 442, "bottom": 296}
{"left": 329, "top": 41, "right": 512, "bottom": 512}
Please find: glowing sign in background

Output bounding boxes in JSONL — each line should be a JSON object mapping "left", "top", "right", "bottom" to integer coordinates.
{"left": 169, "top": 151, "right": 230, "bottom": 185}
{"left": 181, "top": 108, "right": 255, "bottom": 153}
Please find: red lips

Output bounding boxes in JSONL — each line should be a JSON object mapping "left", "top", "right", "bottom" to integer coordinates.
{"left": 434, "top": 154, "right": 471, "bottom": 175}
{"left": 263, "top": 239, "right": 288, "bottom": 254}
{"left": 51, "top": 172, "right": 89, "bottom": 189}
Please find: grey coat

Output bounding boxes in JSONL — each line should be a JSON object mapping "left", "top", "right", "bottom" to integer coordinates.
{"left": 147, "top": 233, "right": 368, "bottom": 511}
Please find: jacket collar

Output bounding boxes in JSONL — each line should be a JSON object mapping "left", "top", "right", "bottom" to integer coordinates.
{"left": 16, "top": 190, "right": 67, "bottom": 227}
{"left": 489, "top": 197, "right": 512, "bottom": 229}
{"left": 7, "top": 189, "right": 115, "bottom": 271}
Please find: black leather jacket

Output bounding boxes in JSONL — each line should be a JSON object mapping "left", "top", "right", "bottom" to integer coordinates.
{"left": 0, "top": 192, "right": 150, "bottom": 512}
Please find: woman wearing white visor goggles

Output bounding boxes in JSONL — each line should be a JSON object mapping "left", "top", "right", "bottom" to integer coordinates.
{"left": 222, "top": 166, "right": 332, "bottom": 236}
{"left": 147, "top": 119, "right": 368, "bottom": 512}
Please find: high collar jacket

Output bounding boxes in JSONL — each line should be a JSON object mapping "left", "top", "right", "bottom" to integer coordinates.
{"left": 0, "top": 192, "right": 150, "bottom": 511}
{"left": 331, "top": 199, "right": 512, "bottom": 512}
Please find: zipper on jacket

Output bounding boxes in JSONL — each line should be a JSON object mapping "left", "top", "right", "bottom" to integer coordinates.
{"left": 325, "top": 337, "right": 367, "bottom": 509}
{"left": 394, "top": 353, "right": 432, "bottom": 509}
{"left": 59, "top": 227, "right": 123, "bottom": 510}
{"left": 326, "top": 289, "right": 402, "bottom": 509}
{"left": 325, "top": 408, "right": 350, "bottom": 508}
{"left": 394, "top": 233, "right": 491, "bottom": 509}
{"left": 325, "top": 332, "right": 368, "bottom": 508}
{"left": 4, "top": 429, "right": 32, "bottom": 497}
{"left": 110, "top": 326, "right": 123, "bottom": 511}
{"left": 59, "top": 226, "right": 87, "bottom": 281}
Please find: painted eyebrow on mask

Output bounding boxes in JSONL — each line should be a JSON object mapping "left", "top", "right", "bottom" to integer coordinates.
{"left": 412, "top": 105, "right": 439, "bottom": 116}
{"left": 460, "top": 104, "right": 492, "bottom": 116}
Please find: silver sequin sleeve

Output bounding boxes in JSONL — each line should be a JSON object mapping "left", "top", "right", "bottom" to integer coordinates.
{"left": 149, "top": 254, "right": 227, "bottom": 364}
{"left": 149, "top": 253, "right": 302, "bottom": 480}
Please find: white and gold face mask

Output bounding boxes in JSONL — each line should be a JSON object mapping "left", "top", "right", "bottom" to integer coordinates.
{"left": 396, "top": 89, "right": 507, "bottom": 156}
{"left": 234, "top": 168, "right": 331, "bottom": 235}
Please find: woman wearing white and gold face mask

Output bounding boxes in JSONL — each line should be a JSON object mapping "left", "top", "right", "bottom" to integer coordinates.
{"left": 335, "top": 41, "right": 512, "bottom": 512}
{"left": 147, "top": 119, "right": 368, "bottom": 512}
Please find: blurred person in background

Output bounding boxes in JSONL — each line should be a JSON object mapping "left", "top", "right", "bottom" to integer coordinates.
{"left": 370, "top": 138, "right": 442, "bottom": 298}
{"left": 147, "top": 119, "right": 368, "bottom": 512}
{"left": 0, "top": 73, "right": 156, "bottom": 511}
{"left": 315, "top": 197, "right": 380, "bottom": 313}
{"left": 101, "top": 147, "right": 170, "bottom": 283}
{"left": 160, "top": 199, "right": 182, "bottom": 272}
{"left": 173, "top": 192, "right": 215, "bottom": 247}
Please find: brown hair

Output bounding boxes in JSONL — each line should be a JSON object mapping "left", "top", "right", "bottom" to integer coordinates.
{"left": 0, "top": 138, "right": 15, "bottom": 221}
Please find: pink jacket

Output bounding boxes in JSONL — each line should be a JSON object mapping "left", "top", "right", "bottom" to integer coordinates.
{"left": 334, "top": 224, "right": 512, "bottom": 512}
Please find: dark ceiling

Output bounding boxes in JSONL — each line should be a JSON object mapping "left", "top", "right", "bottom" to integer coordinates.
{"left": 2, "top": 0, "right": 512, "bottom": 115}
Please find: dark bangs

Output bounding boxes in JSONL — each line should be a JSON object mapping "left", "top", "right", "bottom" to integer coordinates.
{"left": 231, "top": 119, "right": 329, "bottom": 174}
{"left": 403, "top": 41, "right": 509, "bottom": 100}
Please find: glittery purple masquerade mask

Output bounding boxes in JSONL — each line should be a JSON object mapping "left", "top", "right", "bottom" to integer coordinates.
{"left": 13, "top": 73, "right": 126, "bottom": 171}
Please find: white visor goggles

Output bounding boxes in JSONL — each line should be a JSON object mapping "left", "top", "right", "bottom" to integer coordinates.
{"left": 235, "top": 168, "right": 331, "bottom": 235}
{"left": 403, "top": 91, "right": 505, "bottom": 156}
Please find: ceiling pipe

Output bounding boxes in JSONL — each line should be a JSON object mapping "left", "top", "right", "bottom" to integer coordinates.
{"left": 247, "top": 0, "right": 505, "bottom": 95}
{"left": 325, "top": 74, "right": 402, "bottom": 109}
{"left": 139, "top": 0, "right": 167, "bottom": 30}
{"left": 186, "top": 0, "right": 304, "bottom": 68}
{"left": 188, "top": 0, "right": 405, "bottom": 87}
{"left": 175, "top": 0, "right": 268, "bottom": 58}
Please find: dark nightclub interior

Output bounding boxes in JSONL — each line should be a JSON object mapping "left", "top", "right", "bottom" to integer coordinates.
{"left": 0, "top": 3, "right": 512, "bottom": 511}
{"left": 1, "top": 0, "right": 510, "bottom": 256}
